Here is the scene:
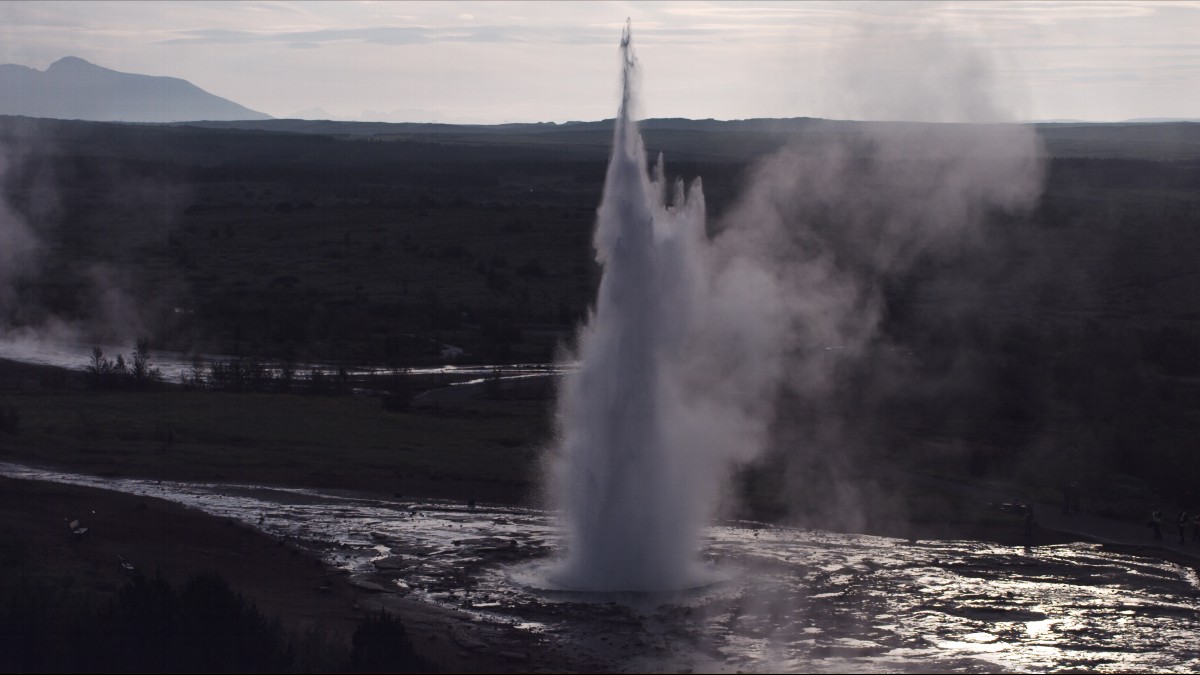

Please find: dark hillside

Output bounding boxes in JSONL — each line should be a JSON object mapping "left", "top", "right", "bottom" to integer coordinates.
{"left": 2, "top": 114, "right": 1200, "bottom": 498}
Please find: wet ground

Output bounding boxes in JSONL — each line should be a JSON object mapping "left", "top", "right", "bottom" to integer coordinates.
{"left": 4, "top": 461, "right": 1198, "bottom": 672}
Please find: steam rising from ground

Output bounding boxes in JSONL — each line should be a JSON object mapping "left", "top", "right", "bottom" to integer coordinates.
{"left": 0, "top": 143, "right": 41, "bottom": 320}
{"left": 550, "top": 23, "right": 1043, "bottom": 590}
{"left": 0, "top": 125, "right": 149, "bottom": 352}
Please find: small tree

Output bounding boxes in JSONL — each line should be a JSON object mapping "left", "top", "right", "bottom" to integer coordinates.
{"left": 87, "top": 347, "right": 106, "bottom": 385}
{"left": 190, "top": 356, "right": 206, "bottom": 389}
{"left": 87, "top": 347, "right": 115, "bottom": 389}
{"left": 130, "top": 338, "right": 162, "bottom": 389}
{"left": 277, "top": 360, "right": 295, "bottom": 393}
{"left": 350, "top": 610, "right": 431, "bottom": 673}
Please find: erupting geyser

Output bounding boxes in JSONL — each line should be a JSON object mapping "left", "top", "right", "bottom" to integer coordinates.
{"left": 548, "top": 24, "right": 720, "bottom": 592}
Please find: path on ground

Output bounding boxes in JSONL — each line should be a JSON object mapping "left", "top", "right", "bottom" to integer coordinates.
{"left": 904, "top": 470, "right": 1200, "bottom": 564}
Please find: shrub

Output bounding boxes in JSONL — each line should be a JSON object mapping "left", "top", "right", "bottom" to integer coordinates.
{"left": 350, "top": 610, "right": 433, "bottom": 673}
{"left": 0, "top": 568, "right": 438, "bottom": 672}
{"left": 0, "top": 571, "right": 295, "bottom": 672}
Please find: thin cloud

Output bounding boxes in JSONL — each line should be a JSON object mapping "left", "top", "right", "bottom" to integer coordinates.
{"left": 157, "top": 23, "right": 744, "bottom": 48}
{"left": 930, "top": 0, "right": 1173, "bottom": 22}
{"left": 161, "top": 26, "right": 434, "bottom": 46}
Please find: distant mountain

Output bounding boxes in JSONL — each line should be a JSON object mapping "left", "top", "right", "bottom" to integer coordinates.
{"left": 0, "top": 56, "right": 270, "bottom": 123}
{"left": 1121, "top": 117, "right": 1200, "bottom": 124}
{"left": 285, "top": 107, "right": 338, "bottom": 121}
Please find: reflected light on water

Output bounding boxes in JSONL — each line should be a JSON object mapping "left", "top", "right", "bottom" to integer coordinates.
{"left": 3, "top": 462, "right": 1198, "bottom": 672}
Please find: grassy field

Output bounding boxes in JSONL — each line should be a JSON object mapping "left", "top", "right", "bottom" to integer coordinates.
{"left": 0, "top": 383, "right": 554, "bottom": 504}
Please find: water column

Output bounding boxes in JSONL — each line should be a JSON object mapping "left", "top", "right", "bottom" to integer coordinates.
{"left": 552, "top": 23, "right": 712, "bottom": 592}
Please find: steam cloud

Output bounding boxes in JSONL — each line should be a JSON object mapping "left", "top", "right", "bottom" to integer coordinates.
{"left": 0, "top": 122, "right": 155, "bottom": 356}
{"left": 550, "top": 21, "right": 1044, "bottom": 590}
{"left": 722, "top": 22, "right": 1045, "bottom": 532}
{"left": 0, "top": 142, "right": 41, "bottom": 321}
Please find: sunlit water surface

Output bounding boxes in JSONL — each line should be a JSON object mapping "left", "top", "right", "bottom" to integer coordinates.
{"left": 4, "top": 462, "right": 1198, "bottom": 672}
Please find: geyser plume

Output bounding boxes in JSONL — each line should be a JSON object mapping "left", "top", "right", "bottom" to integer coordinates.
{"left": 550, "top": 24, "right": 784, "bottom": 592}
{"left": 549, "top": 21, "right": 1046, "bottom": 590}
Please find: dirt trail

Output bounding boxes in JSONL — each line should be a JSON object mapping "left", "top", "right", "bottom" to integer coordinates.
{"left": 903, "top": 469, "right": 1200, "bottom": 571}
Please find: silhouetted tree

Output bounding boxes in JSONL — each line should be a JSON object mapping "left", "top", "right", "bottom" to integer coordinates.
{"left": 86, "top": 347, "right": 112, "bottom": 388}
{"left": 130, "top": 337, "right": 163, "bottom": 389}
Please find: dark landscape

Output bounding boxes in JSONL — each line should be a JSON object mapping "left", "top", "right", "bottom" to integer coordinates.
{"left": 2, "top": 62, "right": 1200, "bottom": 672}
{"left": 3, "top": 113, "right": 1200, "bottom": 498}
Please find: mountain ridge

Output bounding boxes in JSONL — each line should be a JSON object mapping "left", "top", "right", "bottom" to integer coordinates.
{"left": 0, "top": 56, "right": 270, "bottom": 123}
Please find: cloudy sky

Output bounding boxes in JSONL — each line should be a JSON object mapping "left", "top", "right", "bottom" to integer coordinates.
{"left": 1, "top": 1, "right": 1197, "bottom": 123}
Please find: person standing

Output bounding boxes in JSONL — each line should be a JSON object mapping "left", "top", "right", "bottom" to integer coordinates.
{"left": 1178, "top": 510, "right": 1188, "bottom": 545}
{"left": 1150, "top": 509, "right": 1163, "bottom": 540}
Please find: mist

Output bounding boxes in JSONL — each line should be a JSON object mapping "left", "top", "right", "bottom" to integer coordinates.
{"left": 0, "top": 119, "right": 162, "bottom": 363}
{"left": 0, "top": 141, "right": 42, "bottom": 324}
{"left": 712, "top": 22, "right": 1045, "bottom": 530}
{"left": 546, "top": 17, "right": 1046, "bottom": 596}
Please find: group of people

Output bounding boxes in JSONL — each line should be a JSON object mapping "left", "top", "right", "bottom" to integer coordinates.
{"left": 1148, "top": 509, "right": 1200, "bottom": 544}
{"left": 1043, "top": 481, "right": 1200, "bottom": 547}
{"left": 1061, "top": 482, "right": 1200, "bottom": 546}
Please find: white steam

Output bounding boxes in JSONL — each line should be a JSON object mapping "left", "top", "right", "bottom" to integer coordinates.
{"left": 550, "top": 20, "right": 1045, "bottom": 590}
{"left": 719, "top": 22, "right": 1044, "bottom": 533}
{"left": 550, "top": 25, "right": 720, "bottom": 591}
{"left": 0, "top": 127, "right": 150, "bottom": 358}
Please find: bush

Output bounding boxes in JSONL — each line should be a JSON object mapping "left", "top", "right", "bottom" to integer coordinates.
{"left": 130, "top": 337, "right": 163, "bottom": 389}
{"left": 0, "top": 571, "right": 295, "bottom": 672}
{"left": 86, "top": 338, "right": 162, "bottom": 390}
{"left": 173, "top": 572, "right": 293, "bottom": 672}
{"left": 350, "top": 610, "right": 433, "bottom": 673}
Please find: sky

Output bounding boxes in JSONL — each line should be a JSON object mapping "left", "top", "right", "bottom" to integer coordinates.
{"left": 1, "top": 1, "right": 1198, "bottom": 124}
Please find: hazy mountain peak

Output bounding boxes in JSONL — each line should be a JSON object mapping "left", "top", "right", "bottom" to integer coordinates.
{"left": 0, "top": 56, "right": 271, "bottom": 123}
{"left": 48, "top": 56, "right": 98, "bottom": 70}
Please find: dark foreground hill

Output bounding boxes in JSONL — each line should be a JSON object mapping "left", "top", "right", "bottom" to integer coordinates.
{"left": 0, "top": 57, "right": 270, "bottom": 122}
